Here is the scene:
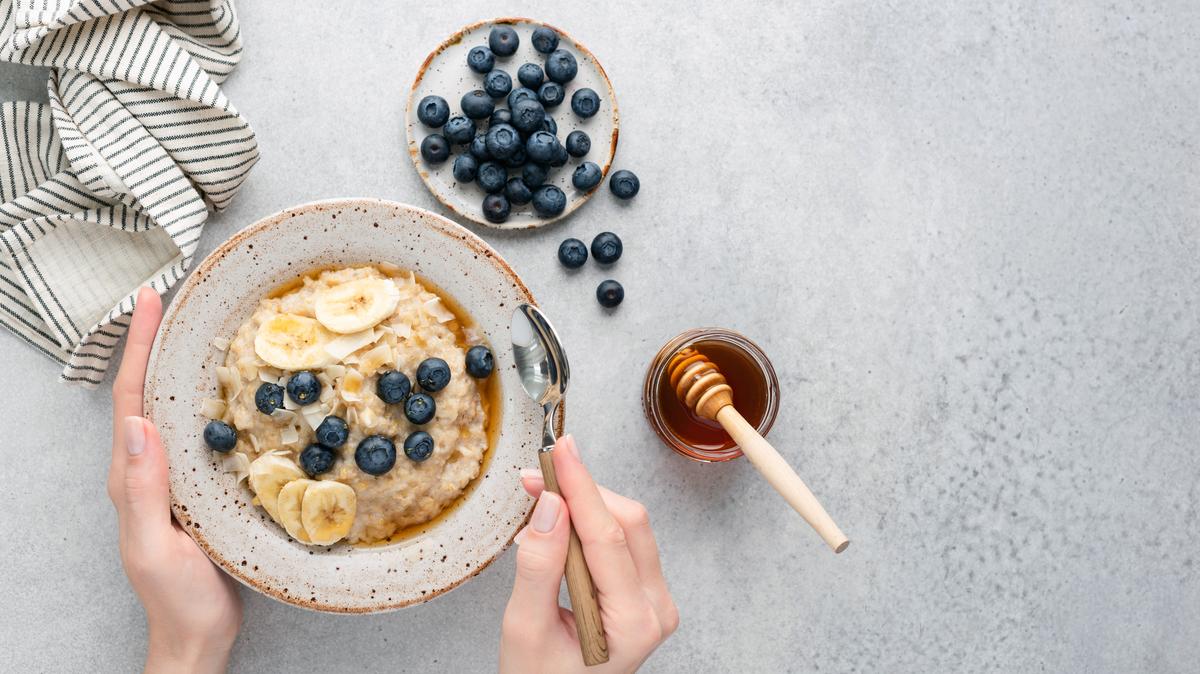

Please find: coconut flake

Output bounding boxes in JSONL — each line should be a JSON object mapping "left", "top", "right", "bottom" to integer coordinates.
{"left": 211, "top": 336, "right": 230, "bottom": 351}
{"left": 221, "top": 452, "right": 250, "bottom": 483}
{"left": 325, "top": 364, "right": 347, "bottom": 380}
{"left": 259, "top": 368, "right": 281, "bottom": 383}
{"left": 283, "top": 394, "right": 300, "bottom": 410}
{"left": 215, "top": 366, "right": 241, "bottom": 398}
{"left": 324, "top": 328, "right": 379, "bottom": 361}
{"left": 200, "top": 398, "right": 226, "bottom": 419}
{"left": 357, "top": 343, "right": 392, "bottom": 374}
{"left": 340, "top": 369, "right": 365, "bottom": 402}
{"left": 300, "top": 403, "right": 326, "bottom": 431}
{"left": 270, "top": 409, "right": 296, "bottom": 423}
{"left": 423, "top": 297, "right": 456, "bottom": 323}
{"left": 280, "top": 424, "right": 300, "bottom": 446}
{"left": 389, "top": 320, "right": 413, "bottom": 340}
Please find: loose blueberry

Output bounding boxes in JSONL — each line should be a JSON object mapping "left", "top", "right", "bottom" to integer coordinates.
{"left": 483, "top": 193, "right": 511, "bottom": 223}
{"left": 571, "top": 88, "right": 600, "bottom": 118}
{"left": 465, "top": 345, "right": 495, "bottom": 378}
{"left": 565, "top": 130, "right": 591, "bottom": 157}
{"left": 467, "top": 46, "right": 495, "bottom": 73}
{"left": 517, "top": 63, "right": 544, "bottom": 89}
{"left": 505, "top": 177, "right": 533, "bottom": 205}
{"left": 502, "top": 144, "right": 528, "bottom": 168}
{"left": 483, "top": 70, "right": 512, "bottom": 99}
{"left": 315, "top": 415, "right": 349, "bottom": 448}
{"left": 420, "top": 134, "right": 450, "bottom": 163}
{"left": 469, "top": 135, "right": 490, "bottom": 160}
{"left": 355, "top": 435, "right": 396, "bottom": 476}
{"left": 490, "top": 108, "right": 513, "bottom": 127}
{"left": 404, "top": 393, "right": 436, "bottom": 425}
{"left": 443, "top": 116, "right": 476, "bottom": 145}
{"left": 522, "top": 163, "right": 548, "bottom": 187}
{"left": 461, "top": 90, "right": 494, "bottom": 120}
{"left": 532, "top": 185, "right": 567, "bottom": 217}
{"left": 541, "top": 115, "right": 557, "bottom": 135}
{"left": 608, "top": 169, "right": 640, "bottom": 199}
{"left": 489, "top": 26, "right": 519, "bottom": 56}
{"left": 531, "top": 27, "right": 560, "bottom": 53}
{"left": 545, "top": 49, "right": 578, "bottom": 83}
{"left": 511, "top": 98, "right": 546, "bottom": 134}
{"left": 203, "top": 420, "right": 237, "bottom": 452}
{"left": 254, "top": 382, "right": 285, "bottom": 414}
{"left": 557, "top": 238, "right": 588, "bottom": 269}
{"left": 572, "top": 161, "right": 603, "bottom": 191}
{"left": 286, "top": 371, "right": 321, "bottom": 405}
{"left": 477, "top": 161, "right": 507, "bottom": 193}
{"left": 537, "top": 81, "right": 565, "bottom": 108}
{"left": 485, "top": 123, "right": 521, "bottom": 160}
{"left": 300, "top": 443, "right": 337, "bottom": 476}
{"left": 507, "top": 87, "right": 538, "bottom": 110}
{"left": 591, "top": 231, "right": 623, "bottom": 264}
{"left": 549, "top": 143, "right": 569, "bottom": 167}
{"left": 403, "top": 431, "right": 435, "bottom": 462}
{"left": 525, "top": 130, "right": 559, "bottom": 164}
{"left": 416, "top": 95, "right": 449, "bottom": 127}
{"left": 596, "top": 280, "right": 624, "bottom": 308}
{"left": 376, "top": 370, "right": 412, "bottom": 404}
{"left": 452, "top": 154, "right": 478, "bottom": 183}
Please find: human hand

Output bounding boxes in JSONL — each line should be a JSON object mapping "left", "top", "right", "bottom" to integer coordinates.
{"left": 107, "top": 287, "right": 242, "bottom": 674}
{"left": 500, "top": 435, "right": 679, "bottom": 674}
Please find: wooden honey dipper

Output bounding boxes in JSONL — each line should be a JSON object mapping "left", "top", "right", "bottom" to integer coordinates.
{"left": 668, "top": 347, "right": 850, "bottom": 553}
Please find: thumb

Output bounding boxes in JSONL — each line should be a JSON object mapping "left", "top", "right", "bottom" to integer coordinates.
{"left": 505, "top": 490, "right": 570, "bottom": 629}
{"left": 118, "top": 416, "right": 174, "bottom": 554}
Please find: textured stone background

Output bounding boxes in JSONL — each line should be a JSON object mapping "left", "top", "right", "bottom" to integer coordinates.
{"left": 2, "top": 1, "right": 1198, "bottom": 672}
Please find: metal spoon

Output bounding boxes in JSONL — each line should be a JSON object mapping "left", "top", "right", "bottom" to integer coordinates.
{"left": 511, "top": 304, "right": 609, "bottom": 666}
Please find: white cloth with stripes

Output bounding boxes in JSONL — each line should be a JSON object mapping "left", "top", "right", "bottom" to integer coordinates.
{"left": 0, "top": 0, "right": 256, "bottom": 386}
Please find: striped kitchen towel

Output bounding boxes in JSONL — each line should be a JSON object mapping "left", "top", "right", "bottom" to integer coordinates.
{"left": 0, "top": 0, "right": 256, "bottom": 386}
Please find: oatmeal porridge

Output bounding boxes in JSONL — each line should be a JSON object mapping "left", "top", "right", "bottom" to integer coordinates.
{"left": 200, "top": 265, "right": 498, "bottom": 546}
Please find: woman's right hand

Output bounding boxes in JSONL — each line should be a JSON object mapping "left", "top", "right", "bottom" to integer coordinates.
{"left": 499, "top": 435, "right": 679, "bottom": 674}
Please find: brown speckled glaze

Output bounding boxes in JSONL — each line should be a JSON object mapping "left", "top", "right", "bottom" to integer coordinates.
{"left": 406, "top": 17, "right": 620, "bottom": 229}
{"left": 143, "top": 199, "right": 546, "bottom": 613}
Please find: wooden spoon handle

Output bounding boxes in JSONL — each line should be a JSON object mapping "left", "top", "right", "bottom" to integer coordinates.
{"left": 539, "top": 449, "right": 610, "bottom": 666}
{"left": 715, "top": 406, "right": 850, "bottom": 553}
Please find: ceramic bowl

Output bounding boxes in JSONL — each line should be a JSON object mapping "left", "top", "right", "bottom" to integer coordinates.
{"left": 144, "top": 198, "right": 540, "bottom": 613}
{"left": 406, "top": 17, "right": 619, "bottom": 229}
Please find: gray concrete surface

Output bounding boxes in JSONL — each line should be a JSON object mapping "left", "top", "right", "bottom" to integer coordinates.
{"left": 2, "top": 1, "right": 1199, "bottom": 672}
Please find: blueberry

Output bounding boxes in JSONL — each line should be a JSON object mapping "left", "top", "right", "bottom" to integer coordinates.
{"left": 505, "top": 177, "right": 533, "bottom": 205}
{"left": 608, "top": 169, "right": 639, "bottom": 199}
{"left": 483, "top": 70, "right": 512, "bottom": 99}
{"left": 477, "top": 161, "right": 507, "bottom": 193}
{"left": 571, "top": 88, "right": 600, "bottom": 118}
{"left": 541, "top": 115, "right": 557, "bottom": 135}
{"left": 489, "top": 26, "right": 519, "bottom": 56}
{"left": 286, "top": 371, "right": 321, "bottom": 405}
{"left": 565, "top": 130, "right": 590, "bottom": 157}
{"left": 376, "top": 370, "right": 411, "bottom": 404}
{"left": 416, "top": 95, "right": 449, "bottom": 127}
{"left": 572, "top": 161, "right": 603, "bottom": 191}
{"left": 403, "top": 431, "right": 435, "bottom": 462}
{"left": 484, "top": 123, "right": 521, "bottom": 160}
{"left": 597, "top": 280, "right": 624, "bottom": 308}
{"left": 532, "top": 185, "right": 566, "bottom": 217}
{"left": 404, "top": 393, "right": 436, "bottom": 425}
{"left": 545, "top": 49, "right": 578, "bottom": 83}
{"left": 452, "top": 154, "right": 478, "bottom": 183}
{"left": 355, "top": 435, "right": 396, "bottom": 476}
{"left": 522, "top": 163, "right": 548, "bottom": 187}
{"left": 465, "top": 345, "right": 495, "bottom": 378}
{"left": 557, "top": 238, "right": 588, "bottom": 269}
{"left": 591, "top": 231, "right": 623, "bottom": 264}
{"left": 300, "top": 443, "right": 337, "bottom": 476}
{"left": 469, "top": 135, "right": 491, "bottom": 160}
{"left": 502, "top": 144, "right": 528, "bottom": 168}
{"left": 254, "top": 382, "right": 285, "bottom": 415}
{"left": 525, "top": 130, "right": 559, "bottom": 164}
{"left": 549, "top": 143, "right": 569, "bottom": 167}
{"left": 315, "top": 415, "right": 349, "bottom": 448}
{"left": 420, "top": 134, "right": 450, "bottom": 163}
{"left": 517, "top": 63, "right": 544, "bottom": 89}
{"left": 203, "top": 420, "right": 237, "bottom": 452}
{"left": 490, "top": 108, "right": 513, "bottom": 127}
{"left": 483, "top": 193, "right": 511, "bottom": 223}
{"left": 532, "top": 27, "right": 560, "bottom": 53}
{"left": 537, "top": 82, "right": 565, "bottom": 108}
{"left": 507, "top": 87, "right": 538, "bottom": 109}
{"left": 461, "top": 90, "right": 494, "bottom": 120}
{"left": 467, "top": 46, "right": 494, "bottom": 73}
{"left": 511, "top": 98, "right": 545, "bottom": 134}
{"left": 443, "top": 116, "right": 476, "bottom": 145}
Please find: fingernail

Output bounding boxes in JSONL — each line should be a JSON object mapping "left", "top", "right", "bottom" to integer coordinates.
{"left": 124, "top": 417, "right": 145, "bottom": 456}
{"left": 530, "top": 491, "right": 561, "bottom": 533}
{"left": 563, "top": 434, "right": 580, "bottom": 461}
{"left": 519, "top": 467, "right": 543, "bottom": 481}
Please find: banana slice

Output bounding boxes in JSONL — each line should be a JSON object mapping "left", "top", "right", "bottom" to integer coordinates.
{"left": 254, "top": 314, "right": 336, "bottom": 370}
{"left": 276, "top": 479, "right": 316, "bottom": 543}
{"left": 314, "top": 278, "right": 401, "bottom": 334}
{"left": 301, "top": 481, "right": 357, "bottom": 545}
{"left": 248, "top": 452, "right": 306, "bottom": 523}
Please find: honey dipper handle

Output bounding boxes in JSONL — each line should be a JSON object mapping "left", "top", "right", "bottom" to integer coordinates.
{"left": 715, "top": 406, "right": 850, "bottom": 553}
{"left": 538, "top": 449, "right": 610, "bottom": 666}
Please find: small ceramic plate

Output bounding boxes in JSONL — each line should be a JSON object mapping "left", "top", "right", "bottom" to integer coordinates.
{"left": 406, "top": 17, "right": 619, "bottom": 229}
{"left": 144, "top": 199, "right": 540, "bottom": 613}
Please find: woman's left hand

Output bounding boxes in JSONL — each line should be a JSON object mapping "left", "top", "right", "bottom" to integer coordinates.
{"left": 107, "top": 287, "right": 242, "bottom": 673}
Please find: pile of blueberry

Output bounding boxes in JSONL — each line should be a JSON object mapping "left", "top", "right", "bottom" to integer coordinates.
{"left": 558, "top": 231, "right": 625, "bottom": 308}
{"left": 203, "top": 345, "right": 496, "bottom": 478}
{"left": 415, "top": 24, "right": 639, "bottom": 223}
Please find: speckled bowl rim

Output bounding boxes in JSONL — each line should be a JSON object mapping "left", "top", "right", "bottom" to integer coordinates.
{"left": 405, "top": 17, "right": 620, "bottom": 230}
{"left": 143, "top": 198, "right": 554, "bottom": 613}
